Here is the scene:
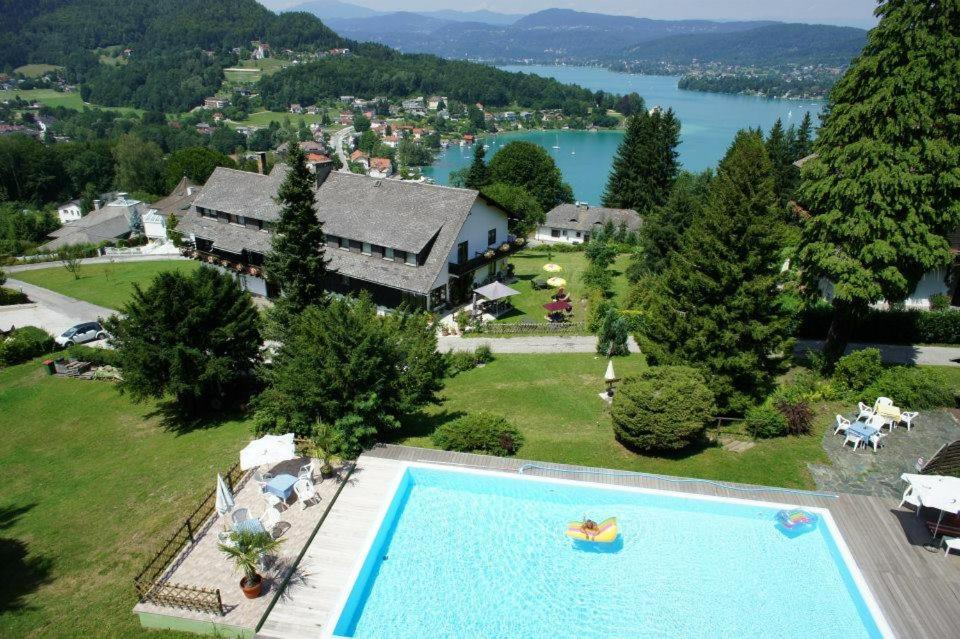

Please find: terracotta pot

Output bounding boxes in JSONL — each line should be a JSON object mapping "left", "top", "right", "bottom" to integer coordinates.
{"left": 240, "top": 574, "right": 263, "bottom": 599}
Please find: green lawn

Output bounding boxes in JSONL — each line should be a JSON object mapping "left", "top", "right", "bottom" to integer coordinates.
{"left": 499, "top": 249, "right": 632, "bottom": 325}
{"left": 231, "top": 109, "right": 332, "bottom": 128}
{"left": 13, "top": 64, "right": 63, "bottom": 78}
{"left": 395, "top": 353, "right": 831, "bottom": 489}
{"left": 13, "top": 261, "right": 199, "bottom": 311}
{"left": 0, "top": 89, "right": 142, "bottom": 115}
{"left": 0, "top": 360, "right": 252, "bottom": 638}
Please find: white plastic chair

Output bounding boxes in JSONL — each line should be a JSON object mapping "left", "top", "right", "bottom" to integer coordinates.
{"left": 259, "top": 506, "right": 283, "bottom": 538}
{"left": 942, "top": 537, "right": 960, "bottom": 557}
{"left": 874, "top": 397, "right": 894, "bottom": 411}
{"left": 298, "top": 460, "right": 315, "bottom": 482}
{"left": 261, "top": 488, "right": 284, "bottom": 511}
{"left": 834, "top": 415, "right": 851, "bottom": 435}
{"left": 843, "top": 433, "right": 863, "bottom": 450}
{"left": 857, "top": 402, "right": 874, "bottom": 420}
{"left": 868, "top": 413, "right": 889, "bottom": 431}
{"left": 868, "top": 431, "right": 886, "bottom": 452}
{"left": 294, "top": 478, "right": 319, "bottom": 510}
{"left": 900, "top": 484, "right": 923, "bottom": 514}
{"left": 901, "top": 411, "right": 919, "bottom": 432}
{"left": 231, "top": 508, "right": 250, "bottom": 524}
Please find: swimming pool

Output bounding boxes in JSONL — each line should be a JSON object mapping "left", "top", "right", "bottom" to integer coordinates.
{"left": 330, "top": 464, "right": 891, "bottom": 638}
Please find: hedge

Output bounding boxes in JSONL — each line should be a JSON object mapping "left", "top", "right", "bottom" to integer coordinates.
{"left": 797, "top": 307, "right": 960, "bottom": 345}
{"left": 0, "top": 326, "right": 56, "bottom": 366}
{"left": 432, "top": 413, "right": 524, "bottom": 456}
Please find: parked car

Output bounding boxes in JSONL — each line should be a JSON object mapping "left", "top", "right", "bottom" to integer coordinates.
{"left": 55, "top": 322, "right": 108, "bottom": 346}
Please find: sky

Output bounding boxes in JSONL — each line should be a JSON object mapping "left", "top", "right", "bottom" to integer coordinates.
{"left": 260, "top": 0, "right": 879, "bottom": 28}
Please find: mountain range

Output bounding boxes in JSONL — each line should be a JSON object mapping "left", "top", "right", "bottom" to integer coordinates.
{"left": 285, "top": 5, "right": 866, "bottom": 66}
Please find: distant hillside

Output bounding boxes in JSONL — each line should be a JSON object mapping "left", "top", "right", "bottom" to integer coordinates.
{"left": 1, "top": 0, "right": 600, "bottom": 113}
{"left": 287, "top": 1, "right": 521, "bottom": 26}
{"left": 326, "top": 8, "right": 775, "bottom": 61}
{"left": 622, "top": 23, "right": 867, "bottom": 67}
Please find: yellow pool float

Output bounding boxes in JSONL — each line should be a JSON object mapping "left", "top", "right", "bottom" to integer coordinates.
{"left": 566, "top": 517, "right": 618, "bottom": 543}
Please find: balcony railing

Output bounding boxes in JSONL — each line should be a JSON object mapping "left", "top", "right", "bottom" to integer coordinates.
{"left": 448, "top": 237, "right": 526, "bottom": 277}
{"left": 182, "top": 248, "right": 263, "bottom": 278}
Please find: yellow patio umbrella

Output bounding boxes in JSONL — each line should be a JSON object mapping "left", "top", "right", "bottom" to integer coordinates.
{"left": 546, "top": 277, "right": 567, "bottom": 288}
{"left": 543, "top": 263, "right": 563, "bottom": 273}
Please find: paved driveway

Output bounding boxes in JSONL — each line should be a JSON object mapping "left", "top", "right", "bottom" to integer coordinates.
{"left": 1, "top": 278, "right": 114, "bottom": 346}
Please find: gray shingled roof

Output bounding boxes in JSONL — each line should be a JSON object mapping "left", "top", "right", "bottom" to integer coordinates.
{"left": 544, "top": 203, "right": 642, "bottom": 233}
{"left": 180, "top": 168, "right": 486, "bottom": 295}
{"left": 193, "top": 166, "right": 289, "bottom": 222}
{"left": 316, "top": 172, "right": 475, "bottom": 254}
{"left": 41, "top": 212, "right": 134, "bottom": 249}
{"left": 149, "top": 176, "right": 199, "bottom": 219}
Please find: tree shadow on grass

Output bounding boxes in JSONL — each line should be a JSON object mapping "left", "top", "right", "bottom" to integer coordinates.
{"left": 614, "top": 433, "right": 720, "bottom": 462}
{"left": 392, "top": 408, "right": 467, "bottom": 441}
{"left": 0, "top": 503, "right": 54, "bottom": 614}
{"left": 144, "top": 399, "right": 252, "bottom": 435}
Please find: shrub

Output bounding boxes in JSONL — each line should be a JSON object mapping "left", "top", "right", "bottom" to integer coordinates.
{"left": 432, "top": 413, "right": 524, "bottom": 456}
{"left": 833, "top": 348, "right": 883, "bottom": 392}
{"left": 0, "top": 326, "right": 56, "bottom": 366}
{"left": 454, "top": 310, "right": 470, "bottom": 333}
{"left": 863, "top": 367, "right": 956, "bottom": 410}
{"left": 930, "top": 293, "right": 951, "bottom": 312}
{"left": 0, "top": 287, "right": 29, "bottom": 306}
{"left": 446, "top": 351, "right": 478, "bottom": 376}
{"left": 65, "top": 344, "right": 121, "bottom": 367}
{"left": 744, "top": 405, "right": 788, "bottom": 438}
{"left": 586, "top": 291, "right": 616, "bottom": 333}
{"left": 611, "top": 366, "right": 716, "bottom": 451}
{"left": 474, "top": 344, "right": 494, "bottom": 365}
{"left": 773, "top": 399, "right": 814, "bottom": 435}
{"left": 596, "top": 308, "right": 629, "bottom": 356}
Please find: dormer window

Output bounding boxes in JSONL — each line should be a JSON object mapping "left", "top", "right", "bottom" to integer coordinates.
{"left": 339, "top": 237, "right": 349, "bottom": 250}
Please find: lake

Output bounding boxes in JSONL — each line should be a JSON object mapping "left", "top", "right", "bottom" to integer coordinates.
{"left": 422, "top": 65, "right": 824, "bottom": 205}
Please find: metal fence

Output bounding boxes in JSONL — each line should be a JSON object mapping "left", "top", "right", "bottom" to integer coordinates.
{"left": 133, "top": 460, "right": 245, "bottom": 615}
{"left": 478, "top": 321, "right": 587, "bottom": 335}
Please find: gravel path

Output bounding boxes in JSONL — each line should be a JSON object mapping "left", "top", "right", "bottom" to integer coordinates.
{"left": 5, "top": 253, "right": 188, "bottom": 273}
{"left": 437, "top": 334, "right": 641, "bottom": 354}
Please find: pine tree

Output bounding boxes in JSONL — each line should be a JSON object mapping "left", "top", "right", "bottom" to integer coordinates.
{"left": 596, "top": 308, "right": 630, "bottom": 356}
{"left": 636, "top": 131, "right": 792, "bottom": 414}
{"left": 795, "top": 0, "right": 960, "bottom": 361}
{"left": 792, "top": 112, "right": 814, "bottom": 160}
{"left": 464, "top": 143, "right": 490, "bottom": 190}
{"left": 265, "top": 144, "right": 330, "bottom": 313}
{"left": 765, "top": 118, "right": 795, "bottom": 206}
{"left": 602, "top": 107, "right": 681, "bottom": 214}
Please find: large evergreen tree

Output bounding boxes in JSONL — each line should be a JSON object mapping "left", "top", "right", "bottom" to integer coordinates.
{"left": 104, "top": 267, "right": 261, "bottom": 414}
{"left": 602, "top": 107, "right": 681, "bottom": 214}
{"left": 265, "top": 145, "right": 330, "bottom": 313}
{"left": 487, "top": 141, "right": 574, "bottom": 212}
{"left": 464, "top": 143, "right": 491, "bottom": 190}
{"left": 631, "top": 170, "right": 712, "bottom": 279}
{"left": 795, "top": 0, "right": 960, "bottom": 361}
{"left": 765, "top": 118, "right": 796, "bottom": 206}
{"left": 636, "top": 131, "right": 792, "bottom": 414}
{"left": 254, "top": 295, "right": 445, "bottom": 456}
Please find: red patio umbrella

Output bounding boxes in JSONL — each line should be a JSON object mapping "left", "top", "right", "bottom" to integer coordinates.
{"left": 543, "top": 300, "right": 573, "bottom": 312}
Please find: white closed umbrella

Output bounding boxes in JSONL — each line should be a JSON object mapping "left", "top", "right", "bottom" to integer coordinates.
{"left": 240, "top": 433, "right": 297, "bottom": 471}
{"left": 215, "top": 473, "right": 235, "bottom": 516}
{"left": 604, "top": 360, "right": 616, "bottom": 382}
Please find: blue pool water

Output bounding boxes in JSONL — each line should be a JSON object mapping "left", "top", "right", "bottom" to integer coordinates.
{"left": 333, "top": 467, "right": 885, "bottom": 639}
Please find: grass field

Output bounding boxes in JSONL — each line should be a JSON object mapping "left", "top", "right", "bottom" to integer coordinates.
{"left": 0, "top": 360, "right": 251, "bottom": 638}
{"left": 13, "top": 64, "right": 63, "bottom": 78}
{"left": 497, "top": 248, "right": 632, "bottom": 325}
{"left": 231, "top": 109, "right": 333, "bottom": 129}
{"left": 395, "top": 353, "right": 832, "bottom": 489}
{"left": 13, "top": 261, "right": 199, "bottom": 310}
{"left": 0, "top": 89, "right": 142, "bottom": 115}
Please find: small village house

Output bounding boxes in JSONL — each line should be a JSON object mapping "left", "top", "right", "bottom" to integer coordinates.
{"left": 535, "top": 203, "right": 641, "bottom": 245}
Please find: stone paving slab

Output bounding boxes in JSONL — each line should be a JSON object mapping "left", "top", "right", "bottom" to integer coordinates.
{"left": 810, "top": 409, "right": 960, "bottom": 498}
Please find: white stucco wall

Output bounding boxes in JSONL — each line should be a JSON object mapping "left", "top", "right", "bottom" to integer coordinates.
{"left": 819, "top": 269, "right": 952, "bottom": 309}
{"left": 534, "top": 225, "right": 585, "bottom": 244}
{"left": 432, "top": 199, "right": 509, "bottom": 292}
{"left": 58, "top": 205, "right": 81, "bottom": 224}
{"left": 143, "top": 218, "right": 167, "bottom": 241}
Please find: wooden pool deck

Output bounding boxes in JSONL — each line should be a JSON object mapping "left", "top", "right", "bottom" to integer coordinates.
{"left": 257, "top": 445, "right": 960, "bottom": 639}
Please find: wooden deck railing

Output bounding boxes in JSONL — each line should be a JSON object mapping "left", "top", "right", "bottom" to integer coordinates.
{"left": 133, "top": 460, "right": 245, "bottom": 615}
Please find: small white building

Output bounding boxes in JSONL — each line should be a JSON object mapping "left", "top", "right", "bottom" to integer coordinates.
{"left": 535, "top": 203, "right": 642, "bottom": 245}
{"left": 56, "top": 199, "right": 82, "bottom": 224}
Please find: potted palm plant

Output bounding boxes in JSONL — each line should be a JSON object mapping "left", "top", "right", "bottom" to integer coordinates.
{"left": 218, "top": 529, "right": 283, "bottom": 599}
{"left": 310, "top": 420, "right": 340, "bottom": 479}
